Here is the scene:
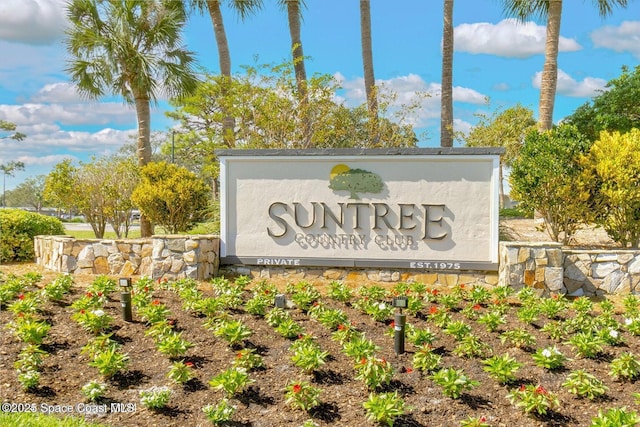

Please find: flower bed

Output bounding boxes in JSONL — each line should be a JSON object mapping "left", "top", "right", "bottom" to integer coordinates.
{"left": 1, "top": 270, "right": 639, "bottom": 426}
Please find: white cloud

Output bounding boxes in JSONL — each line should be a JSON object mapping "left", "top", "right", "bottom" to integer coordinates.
{"left": 30, "top": 83, "right": 84, "bottom": 104}
{"left": 532, "top": 69, "right": 607, "bottom": 97}
{"left": 492, "top": 82, "right": 511, "bottom": 91}
{"left": 591, "top": 21, "right": 640, "bottom": 59}
{"left": 0, "top": 102, "right": 136, "bottom": 127}
{"left": 455, "top": 18, "right": 582, "bottom": 58}
{"left": 0, "top": 0, "right": 67, "bottom": 45}
{"left": 335, "top": 73, "right": 487, "bottom": 129}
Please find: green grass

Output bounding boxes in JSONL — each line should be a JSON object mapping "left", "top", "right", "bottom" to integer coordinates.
{"left": 0, "top": 412, "right": 108, "bottom": 427}
{"left": 499, "top": 207, "right": 533, "bottom": 219}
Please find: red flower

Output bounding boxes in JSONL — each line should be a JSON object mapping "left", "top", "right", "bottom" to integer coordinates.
{"left": 97, "top": 292, "right": 103, "bottom": 297}
{"left": 405, "top": 367, "right": 413, "bottom": 374}
{"left": 459, "top": 284, "right": 466, "bottom": 289}
{"left": 236, "top": 352, "right": 243, "bottom": 359}
{"left": 264, "top": 290, "right": 270, "bottom": 295}
{"left": 185, "top": 362, "right": 194, "bottom": 367}
{"left": 535, "top": 385, "right": 548, "bottom": 395}
{"left": 292, "top": 384, "right": 302, "bottom": 393}
{"left": 519, "top": 384, "right": 526, "bottom": 392}
{"left": 80, "top": 309, "right": 86, "bottom": 314}
{"left": 431, "top": 289, "right": 439, "bottom": 296}
{"left": 338, "top": 324, "right": 346, "bottom": 331}
{"left": 151, "top": 300, "right": 160, "bottom": 306}
{"left": 429, "top": 306, "right": 438, "bottom": 315}
{"left": 144, "top": 287, "right": 149, "bottom": 293}
{"left": 86, "top": 292, "right": 93, "bottom": 298}
{"left": 472, "top": 304, "right": 482, "bottom": 311}
{"left": 18, "top": 294, "right": 25, "bottom": 300}
{"left": 389, "top": 320, "right": 395, "bottom": 328}
{"left": 360, "top": 357, "right": 367, "bottom": 365}
{"left": 480, "top": 416, "right": 487, "bottom": 422}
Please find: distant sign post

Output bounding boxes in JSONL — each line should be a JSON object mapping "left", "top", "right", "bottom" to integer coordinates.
{"left": 217, "top": 148, "right": 503, "bottom": 271}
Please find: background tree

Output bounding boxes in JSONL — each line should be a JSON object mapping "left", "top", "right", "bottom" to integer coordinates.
{"left": 509, "top": 124, "right": 592, "bottom": 243}
{"left": 188, "top": 0, "right": 263, "bottom": 146}
{"left": 502, "top": 0, "right": 629, "bottom": 131}
{"left": 440, "top": 0, "right": 454, "bottom": 147}
{"left": 360, "top": 0, "right": 378, "bottom": 143}
{"left": 44, "top": 157, "right": 140, "bottom": 238}
{"left": 43, "top": 159, "right": 79, "bottom": 219}
{"left": 166, "top": 63, "right": 419, "bottom": 187}
{"left": 0, "top": 120, "right": 26, "bottom": 141}
{"left": 1, "top": 161, "right": 25, "bottom": 207}
{"left": 65, "top": 0, "right": 199, "bottom": 237}
{"left": 565, "top": 65, "right": 640, "bottom": 142}
{"left": 131, "top": 162, "right": 210, "bottom": 234}
{"left": 4, "top": 176, "right": 46, "bottom": 212}
{"left": 463, "top": 104, "right": 536, "bottom": 207}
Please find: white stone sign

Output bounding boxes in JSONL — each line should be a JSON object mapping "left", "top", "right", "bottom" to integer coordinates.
{"left": 217, "top": 148, "right": 502, "bottom": 270}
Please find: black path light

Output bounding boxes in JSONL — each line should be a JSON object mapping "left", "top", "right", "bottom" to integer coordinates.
{"left": 119, "top": 277, "right": 133, "bottom": 322}
{"left": 393, "top": 296, "right": 408, "bottom": 355}
{"left": 274, "top": 293, "right": 286, "bottom": 308}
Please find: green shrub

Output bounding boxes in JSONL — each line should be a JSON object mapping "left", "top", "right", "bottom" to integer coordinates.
{"left": 131, "top": 162, "right": 210, "bottom": 234}
{"left": 584, "top": 128, "right": 640, "bottom": 247}
{"left": 0, "top": 209, "right": 64, "bottom": 262}
{"left": 509, "top": 124, "right": 592, "bottom": 243}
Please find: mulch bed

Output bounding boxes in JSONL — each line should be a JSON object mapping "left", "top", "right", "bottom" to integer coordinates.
{"left": 1, "top": 265, "right": 639, "bottom": 427}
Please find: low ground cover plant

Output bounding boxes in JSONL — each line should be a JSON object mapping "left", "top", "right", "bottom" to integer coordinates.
{"left": 1, "top": 271, "right": 640, "bottom": 426}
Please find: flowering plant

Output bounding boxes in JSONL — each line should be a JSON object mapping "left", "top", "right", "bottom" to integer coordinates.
{"left": 567, "top": 332, "right": 605, "bottom": 359}
{"left": 590, "top": 407, "right": 640, "bottom": 427}
{"left": 232, "top": 348, "right": 264, "bottom": 371}
{"left": 139, "top": 385, "right": 172, "bottom": 410}
{"left": 214, "top": 319, "right": 253, "bottom": 348}
{"left": 81, "top": 380, "right": 108, "bottom": 402}
{"left": 156, "top": 331, "right": 194, "bottom": 358}
{"left": 430, "top": 367, "right": 479, "bottom": 399}
{"left": 412, "top": 345, "right": 441, "bottom": 373}
{"left": 482, "top": 353, "right": 522, "bottom": 385}
{"left": 561, "top": 369, "right": 608, "bottom": 400}
{"left": 506, "top": 384, "right": 559, "bottom": 416}
{"left": 460, "top": 415, "right": 490, "bottom": 427}
{"left": 500, "top": 328, "right": 536, "bottom": 349}
{"left": 532, "top": 346, "right": 567, "bottom": 370}
{"left": 609, "top": 352, "right": 640, "bottom": 381}
{"left": 167, "top": 360, "right": 194, "bottom": 384}
{"left": 284, "top": 380, "right": 321, "bottom": 411}
{"left": 209, "top": 367, "right": 254, "bottom": 397}
{"left": 327, "top": 281, "right": 354, "bottom": 302}
{"left": 202, "top": 399, "right": 236, "bottom": 425}
{"left": 477, "top": 310, "right": 506, "bottom": 333}
{"left": 355, "top": 357, "right": 394, "bottom": 390}
{"left": 362, "top": 391, "right": 406, "bottom": 426}
{"left": 72, "top": 308, "right": 113, "bottom": 335}
{"left": 89, "top": 346, "right": 129, "bottom": 379}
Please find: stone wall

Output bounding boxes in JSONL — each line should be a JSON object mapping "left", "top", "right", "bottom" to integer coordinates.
{"left": 34, "top": 235, "right": 220, "bottom": 281}
{"left": 34, "top": 236, "right": 640, "bottom": 296}
{"left": 221, "top": 265, "right": 499, "bottom": 288}
{"left": 499, "top": 242, "right": 640, "bottom": 296}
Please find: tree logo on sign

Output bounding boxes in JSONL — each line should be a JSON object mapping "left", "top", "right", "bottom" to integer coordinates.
{"left": 328, "top": 164, "right": 383, "bottom": 199}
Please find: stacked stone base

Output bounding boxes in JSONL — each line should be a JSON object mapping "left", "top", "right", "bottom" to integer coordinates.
{"left": 34, "top": 235, "right": 219, "bottom": 281}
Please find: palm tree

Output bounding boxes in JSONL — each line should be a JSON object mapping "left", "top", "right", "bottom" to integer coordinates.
{"left": 441, "top": 0, "right": 454, "bottom": 147}
{"left": 278, "top": 0, "right": 312, "bottom": 147}
{"left": 189, "top": 1, "right": 263, "bottom": 147}
{"left": 279, "top": 0, "right": 307, "bottom": 101}
{"left": 65, "top": 0, "right": 199, "bottom": 237}
{"left": 360, "top": 0, "right": 378, "bottom": 144}
{"left": 502, "top": 0, "right": 629, "bottom": 132}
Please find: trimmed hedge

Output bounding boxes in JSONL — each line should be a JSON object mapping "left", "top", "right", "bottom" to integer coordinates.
{"left": 0, "top": 209, "right": 64, "bottom": 262}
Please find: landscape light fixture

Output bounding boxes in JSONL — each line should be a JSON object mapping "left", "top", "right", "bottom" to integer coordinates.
{"left": 392, "top": 296, "right": 408, "bottom": 355}
{"left": 274, "top": 293, "right": 286, "bottom": 309}
{"left": 119, "top": 277, "right": 133, "bottom": 322}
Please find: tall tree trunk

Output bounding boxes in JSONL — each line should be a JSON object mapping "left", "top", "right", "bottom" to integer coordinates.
{"left": 134, "top": 95, "right": 153, "bottom": 238}
{"left": 440, "top": 0, "right": 454, "bottom": 147}
{"left": 360, "top": 0, "right": 378, "bottom": 145}
{"left": 538, "top": 0, "right": 562, "bottom": 132}
{"left": 285, "top": 0, "right": 312, "bottom": 148}
{"left": 207, "top": 0, "right": 236, "bottom": 147}
{"left": 286, "top": 0, "right": 307, "bottom": 99}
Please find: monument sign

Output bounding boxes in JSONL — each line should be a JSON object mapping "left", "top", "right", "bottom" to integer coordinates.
{"left": 217, "top": 148, "right": 503, "bottom": 271}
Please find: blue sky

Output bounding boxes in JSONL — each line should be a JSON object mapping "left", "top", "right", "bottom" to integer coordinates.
{"left": 0, "top": 0, "right": 639, "bottom": 191}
